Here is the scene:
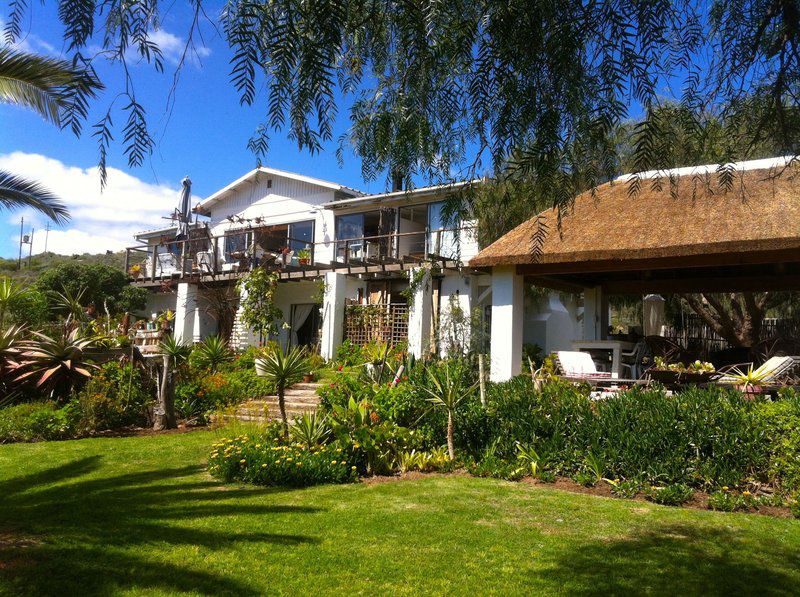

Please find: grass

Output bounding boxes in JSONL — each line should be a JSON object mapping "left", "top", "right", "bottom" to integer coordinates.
{"left": 1, "top": 431, "right": 799, "bottom": 596}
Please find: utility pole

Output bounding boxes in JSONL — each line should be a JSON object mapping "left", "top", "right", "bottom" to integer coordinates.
{"left": 17, "top": 217, "right": 23, "bottom": 271}
{"left": 44, "top": 222, "right": 50, "bottom": 254}
{"left": 28, "top": 228, "right": 34, "bottom": 266}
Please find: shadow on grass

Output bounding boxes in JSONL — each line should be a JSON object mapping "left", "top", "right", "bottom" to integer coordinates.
{"left": 0, "top": 456, "right": 321, "bottom": 595}
{"left": 538, "top": 521, "right": 800, "bottom": 596}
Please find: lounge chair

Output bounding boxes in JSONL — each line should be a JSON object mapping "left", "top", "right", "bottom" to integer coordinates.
{"left": 716, "top": 355, "right": 800, "bottom": 385}
{"left": 555, "top": 350, "right": 644, "bottom": 387}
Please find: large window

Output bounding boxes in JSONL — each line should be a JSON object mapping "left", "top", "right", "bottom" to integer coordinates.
{"left": 224, "top": 231, "right": 252, "bottom": 260}
{"left": 288, "top": 220, "right": 314, "bottom": 251}
{"left": 335, "top": 210, "right": 396, "bottom": 261}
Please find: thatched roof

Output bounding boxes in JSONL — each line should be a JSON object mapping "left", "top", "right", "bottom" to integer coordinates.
{"left": 470, "top": 159, "right": 800, "bottom": 271}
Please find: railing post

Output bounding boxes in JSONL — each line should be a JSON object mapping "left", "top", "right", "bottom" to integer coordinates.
{"left": 344, "top": 240, "right": 349, "bottom": 264}
{"left": 181, "top": 240, "right": 188, "bottom": 277}
{"left": 424, "top": 227, "right": 430, "bottom": 259}
{"left": 150, "top": 245, "right": 158, "bottom": 281}
{"left": 213, "top": 236, "right": 219, "bottom": 274}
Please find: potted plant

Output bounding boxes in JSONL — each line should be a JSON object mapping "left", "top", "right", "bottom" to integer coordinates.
{"left": 302, "top": 371, "right": 315, "bottom": 383}
{"left": 727, "top": 365, "right": 769, "bottom": 397}
{"left": 297, "top": 247, "right": 312, "bottom": 265}
{"left": 129, "top": 263, "right": 142, "bottom": 279}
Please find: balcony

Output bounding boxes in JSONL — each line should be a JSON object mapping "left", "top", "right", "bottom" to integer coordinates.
{"left": 125, "top": 225, "right": 478, "bottom": 286}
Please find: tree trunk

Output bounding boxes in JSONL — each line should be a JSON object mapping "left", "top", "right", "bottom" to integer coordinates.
{"left": 446, "top": 410, "right": 455, "bottom": 461}
{"left": 278, "top": 387, "right": 289, "bottom": 437}
{"left": 154, "top": 354, "right": 177, "bottom": 430}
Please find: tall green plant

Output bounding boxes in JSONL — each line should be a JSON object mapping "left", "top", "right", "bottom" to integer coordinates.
{"left": 255, "top": 345, "right": 308, "bottom": 436}
{"left": 236, "top": 268, "right": 283, "bottom": 344}
{"left": 0, "top": 278, "right": 24, "bottom": 328}
{"left": 417, "top": 361, "right": 478, "bottom": 460}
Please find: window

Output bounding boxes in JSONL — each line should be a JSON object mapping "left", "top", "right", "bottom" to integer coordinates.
{"left": 224, "top": 231, "right": 251, "bottom": 260}
{"left": 267, "top": 179, "right": 273, "bottom": 189}
{"left": 288, "top": 220, "right": 314, "bottom": 251}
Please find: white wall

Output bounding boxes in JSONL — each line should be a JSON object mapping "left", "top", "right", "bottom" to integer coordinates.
{"left": 438, "top": 273, "right": 474, "bottom": 357}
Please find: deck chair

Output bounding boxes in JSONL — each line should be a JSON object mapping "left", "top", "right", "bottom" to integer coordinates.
{"left": 717, "top": 355, "right": 800, "bottom": 385}
{"left": 555, "top": 351, "right": 613, "bottom": 379}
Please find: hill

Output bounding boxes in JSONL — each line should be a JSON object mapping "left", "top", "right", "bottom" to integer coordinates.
{"left": 0, "top": 251, "right": 126, "bottom": 284}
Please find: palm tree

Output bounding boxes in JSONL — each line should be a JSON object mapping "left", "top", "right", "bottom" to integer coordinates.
{"left": 418, "top": 361, "right": 478, "bottom": 461}
{"left": 0, "top": 46, "right": 102, "bottom": 223}
{"left": 255, "top": 346, "right": 309, "bottom": 437}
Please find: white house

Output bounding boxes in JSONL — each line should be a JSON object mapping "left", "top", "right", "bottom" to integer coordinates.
{"left": 127, "top": 166, "right": 580, "bottom": 363}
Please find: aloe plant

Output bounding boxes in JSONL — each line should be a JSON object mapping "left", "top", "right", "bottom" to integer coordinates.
{"left": 15, "top": 328, "right": 98, "bottom": 400}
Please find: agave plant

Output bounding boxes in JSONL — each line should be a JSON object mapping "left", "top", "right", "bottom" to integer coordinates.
{"left": 191, "top": 335, "right": 232, "bottom": 373}
{"left": 255, "top": 345, "right": 308, "bottom": 436}
{"left": 0, "top": 278, "right": 25, "bottom": 328}
{"left": 16, "top": 327, "right": 98, "bottom": 400}
{"left": 52, "top": 285, "right": 87, "bottom": 323}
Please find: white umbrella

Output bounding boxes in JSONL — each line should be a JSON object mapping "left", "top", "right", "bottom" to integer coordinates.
{"left": 175, "top": 176, "right": 192, "bottom": 239}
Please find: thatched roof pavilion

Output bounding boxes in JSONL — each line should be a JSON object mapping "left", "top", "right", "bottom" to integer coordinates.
{"left": 476, "top": 156, "right": 800, "bottom": 381}
{"left": 471, "top": 157, "right": 800, "bottom": 294}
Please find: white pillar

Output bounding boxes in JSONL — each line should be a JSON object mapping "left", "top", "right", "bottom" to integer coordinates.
{"left": 174, "top": 282, "right": 198, "bottom": 345}
{"left": 407, "top": 266, "right": 433, "bottom": 359}
{"left": 582, "top": 286, "right": 608, "bottom": 340}
{"left": 490, "top": 266, "right": 523, "bottom": 382}
{"left": 320, "top": 272, "right": 347, "bottom": 361}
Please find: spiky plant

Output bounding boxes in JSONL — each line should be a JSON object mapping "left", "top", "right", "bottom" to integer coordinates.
{"left": 158, "top": 334, "right": 192, "bottom": 368}
{"left": 417, "top": 361, "right": 478, "bottom": 460}
{"left": 289, "top": 411, "right": 330, "bottom": 449}
{"left": 0, "top": 324, "right": 29, "bottom": 402}
{"left": 255, "top": 346, "right": 309, "bottom": 436}
{"left": 190, "top": 335, "right": 233, "bottom": 373}
{"left": 0, "top": 278, "right": 24, "bottom": 328}
{"left": 15, "top": 328, "right": 98, "bottom": 400}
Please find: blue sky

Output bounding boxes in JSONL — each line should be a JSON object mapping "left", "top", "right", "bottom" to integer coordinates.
{"left": 0, "top": 1, "right": 385, "bottom": 258}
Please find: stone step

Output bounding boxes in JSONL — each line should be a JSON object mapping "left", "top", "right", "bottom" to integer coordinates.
{"left": 249, "top": 394, "right": 321, "bottom": 406}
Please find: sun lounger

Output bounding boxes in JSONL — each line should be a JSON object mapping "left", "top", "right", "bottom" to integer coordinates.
{"left": 716, "top": 355, "right": 800, "bottom": 385}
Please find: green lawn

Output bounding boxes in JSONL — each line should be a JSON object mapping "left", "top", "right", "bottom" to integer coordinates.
{"left": 1, "top": 431, "right": 799, "bottom": 596}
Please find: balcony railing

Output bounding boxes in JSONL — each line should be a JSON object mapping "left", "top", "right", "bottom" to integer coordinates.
{"left": 125, "top": 225, "right": 475, "bottom": 283}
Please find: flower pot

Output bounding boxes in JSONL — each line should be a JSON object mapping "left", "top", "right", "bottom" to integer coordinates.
{"left": 299, "top": 258, "right": 310, "bottom": 266}
{"left": 303, "top": 373, "right": 315, "bottom": 383}
{"left": 736, "top": 384, "right": 764, "bottom": 397}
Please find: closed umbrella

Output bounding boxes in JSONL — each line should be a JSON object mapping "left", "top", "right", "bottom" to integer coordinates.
{"left": 175, "top": 176, "right": 192, "bottom": 240}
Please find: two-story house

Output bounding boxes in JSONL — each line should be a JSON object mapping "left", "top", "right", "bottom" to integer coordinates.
{"left": 127, "top": 166, "right": 580, "bottom": 361}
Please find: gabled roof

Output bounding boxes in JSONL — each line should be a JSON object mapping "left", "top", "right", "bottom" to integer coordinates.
{"left": 321, "top": 179, "right": 482, "bottom": 210}
{"left": 470, "top": 156, "right": 800, "bottom": 271}
{"left": 195, "top": 167, "right": 363, "bottom": 215}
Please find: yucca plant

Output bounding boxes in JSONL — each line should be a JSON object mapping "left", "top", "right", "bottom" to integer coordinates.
{"left": 158, "top": 334, "right": 192, "bottom": 368}
{"left": 255, "top": 345, "right": 309, "bottom": 436}
{"left": 191, "top": 335, "right": 232, "bottom": 373}
{"left": 289, "top": 411, "right": 330, "bottom": 449}
{"left": 417, "top": 360, "right": 478, "bottom": 460}
{"left": 16, "top": 327, "right": 98, "bottom": 400}
{"left": 0, "top": 278, "right": 25, "bottom": 328}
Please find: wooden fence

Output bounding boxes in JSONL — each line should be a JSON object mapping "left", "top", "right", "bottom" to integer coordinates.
{"left": 343, "top": 303, "right": 409, "bottom": 347}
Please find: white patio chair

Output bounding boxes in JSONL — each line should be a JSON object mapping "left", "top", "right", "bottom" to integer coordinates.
{"left": 555, "top": 351, "right": 613, "bottom": 378}
{"left": 156, "top": 253, "right": 179, "bottom": 276}
{"left": 196, "top": 251, "right": 214, "bottom": 273}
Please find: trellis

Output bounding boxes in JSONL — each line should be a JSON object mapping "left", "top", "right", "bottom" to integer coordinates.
{"left": 344, "top": 302, "right": 409, "bottom": 347}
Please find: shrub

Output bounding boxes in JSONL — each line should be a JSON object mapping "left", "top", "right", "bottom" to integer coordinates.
{"left": 190, "top": 335, "right": 233, "bottom": 372}
{"left": 754, "top": 394, "right": 800, "bottom": 491}
{"left": 0, "top": 402, "right": 75, "bottom": 442}
{"left": 645, "top": 483, "right": 693, "bottom": 506}
{"left": 71, "top": 361, "right": 153, "bottom": 432}
{"left": 335, "top": 339, "right": 363, "bottom": 367}
{"left": 610, "top": 479, "right": 641, "bottom": 498}
{"left": 175, "top": 367, "right": 274, "bottom": 423}
{"left": 208, "top": 434, "right": 357, "bottom": 487}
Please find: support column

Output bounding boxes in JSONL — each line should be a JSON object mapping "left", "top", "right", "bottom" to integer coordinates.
{"left": 582, "top": 286, "right": 609, "bottom": 340}
{"left": 407, "top": 266, "right": 433, "bottom": 359}
{"left": 490, "top": 266, "right": 523, "bottom": 382}
{"left": 320, "top": 272, "right": 347, "bottom": 361}
{"left": 174, "top": 282, "right": 198, "bottom": 345}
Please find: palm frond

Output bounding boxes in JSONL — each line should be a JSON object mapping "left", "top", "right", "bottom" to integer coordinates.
{"left": 0, "top": 170, "right": 70, "bottom": 224}
{"left": 0, "top": 46, "right": 102, "bottom": 127}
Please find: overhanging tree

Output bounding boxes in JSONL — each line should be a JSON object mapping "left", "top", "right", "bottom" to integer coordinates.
{"left": 5, "top": 1, "right": 800, "bottom": 206}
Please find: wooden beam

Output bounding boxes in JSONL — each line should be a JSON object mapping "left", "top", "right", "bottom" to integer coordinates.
{"left": 514, "top": 247, "right": 800, "bottom": 276}
{"left": 601, "top": 274, "right": 800, "bottom": 294}
{"left": 525, "top": 276, "right": 587, "bottom": 293}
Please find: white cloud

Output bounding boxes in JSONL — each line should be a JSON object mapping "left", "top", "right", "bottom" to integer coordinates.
{"left": 0, "top": 18, "right": 57, "bottom": 55}
{"left": 0, "top": 152, "right": 201, "bottom": 256}
{"left": 146, "top": 29, "right": 212, "bottom": 67}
